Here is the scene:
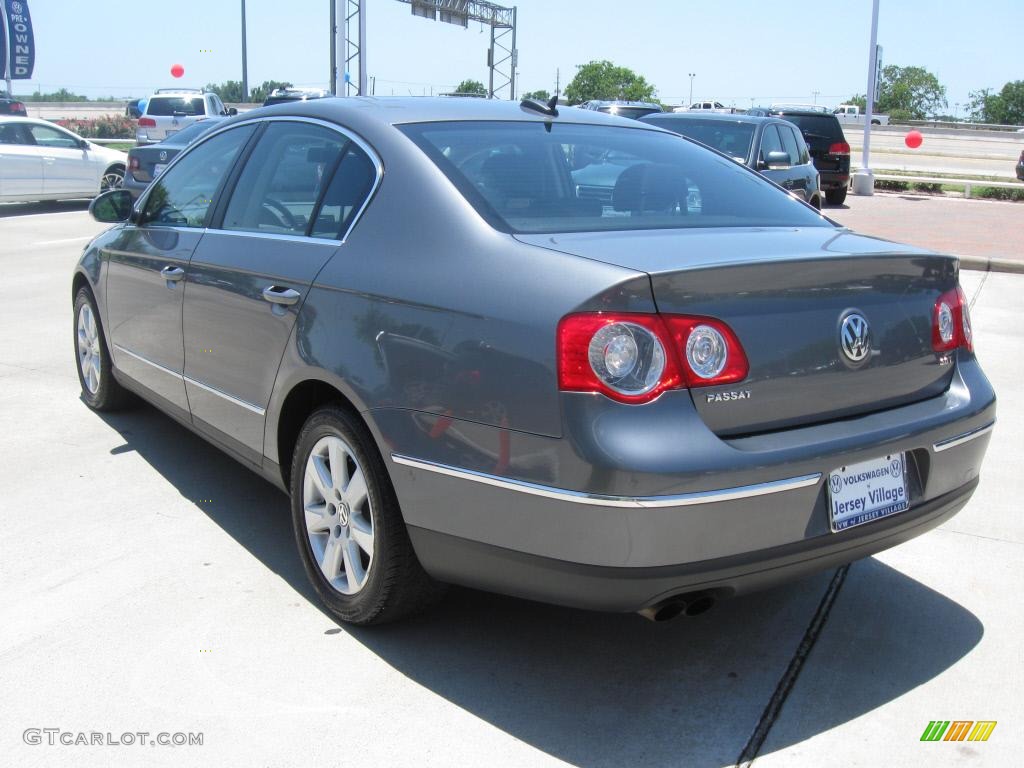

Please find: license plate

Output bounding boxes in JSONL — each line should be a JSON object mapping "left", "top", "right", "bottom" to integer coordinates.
{"left": 828, "top": 453, "right": 908, "bottom": 532}
{"left": 153, "top": 163, "right": 167, "bottom": 177}
{"left": 164, "top": 130, "right": 178, "bottom": 138}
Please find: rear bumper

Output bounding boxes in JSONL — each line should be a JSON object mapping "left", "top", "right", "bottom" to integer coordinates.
{"left": 383, "top": 357, "right": 994, "bottom": 611}
{"left": 122, "top": 172, "right": 150, "bottom": 200}
{"left": 819, "top": 170, "right": 850, "bottom": 189}
{"left": 408, "top": 477, "right": 977, "bottom": 612}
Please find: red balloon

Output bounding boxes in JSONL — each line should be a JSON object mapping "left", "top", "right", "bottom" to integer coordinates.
{"left": 905, "top": 130, "right": 923, "bottom": 149}
{"left": 170, "top": 63, "right": 185, "bottom": 79}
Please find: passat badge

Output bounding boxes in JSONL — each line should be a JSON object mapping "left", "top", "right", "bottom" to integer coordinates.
{"left": 706, "top": 390, "right": 751, "bottom": 403}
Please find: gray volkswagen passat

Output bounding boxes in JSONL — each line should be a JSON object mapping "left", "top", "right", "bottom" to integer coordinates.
{"left": 74, "top": 98, "right": 995, "bottom": 625}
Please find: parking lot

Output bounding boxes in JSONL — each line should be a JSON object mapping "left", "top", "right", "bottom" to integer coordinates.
{"left": 0, "top": 197, "right": 1021, "bottom": 767}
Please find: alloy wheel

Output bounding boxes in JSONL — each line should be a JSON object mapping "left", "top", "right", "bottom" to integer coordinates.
{"left": 302, "top": 435, "right": 375, "bottom": 595}
{"left": 77, "top": 303, "right": 101, "bottom": 394}
{"left": 100, "top": 168, "right": 125, "bottom": 192}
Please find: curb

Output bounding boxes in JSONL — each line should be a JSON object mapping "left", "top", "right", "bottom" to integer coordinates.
{"left": 959, "top": 255, "right": 1024, "bottom": 274}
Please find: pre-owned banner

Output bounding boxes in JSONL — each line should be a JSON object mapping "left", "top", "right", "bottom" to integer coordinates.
{"left": 4, "top": 0, "right": 34, "bottom": 79}
{"left": 0, "top": 7, "right": 6, "bottom": 82}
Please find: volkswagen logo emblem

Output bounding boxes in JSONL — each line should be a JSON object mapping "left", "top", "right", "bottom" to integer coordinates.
{"left": 840, "top": 313, "right": 871, "bottom": 364}
{"left": 158, "top": 150, "right": 167, "bottom": 161}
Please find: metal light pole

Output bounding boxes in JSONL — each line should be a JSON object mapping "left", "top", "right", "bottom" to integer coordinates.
{"left": 688, "top": 73, "right": 695, "bottom": 105}
{"left": 2, "top": 1, "right": 14, "bottom": 96}
{"left": 853, "top": 0, "right": 880, "bottom": 196}
{"left": 330, "top": 1, "right": 337, "bottom": 95}
{"left": 241, "top": 0, "right": 249, "bottom": 101}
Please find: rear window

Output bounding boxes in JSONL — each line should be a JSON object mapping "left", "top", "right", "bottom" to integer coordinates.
{"left": 147, "top": 97, "right": 206, "bottom": 117}
{"left": 597, "top": 106, "right": 661, "bottom": 120}
{"left": 776, "top": 114, "right": 845, "bottom": 144}
{"left": 642, "top": 117, "right": 755, "bottom": 161}
{"left": 400, "top": 121, "right": 828, "bottom": 235}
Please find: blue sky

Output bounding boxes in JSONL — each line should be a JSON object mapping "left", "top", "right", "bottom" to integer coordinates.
{"left": 13, "top": 0, "right": 1023, "bottom": 112}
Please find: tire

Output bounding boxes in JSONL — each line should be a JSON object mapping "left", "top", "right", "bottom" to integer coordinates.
{"left": 809, "top": 194, "right": 821, "bottom": 210}
{"left": 825, "top": 187, "right": 848, "bottom": 206}
{"left": 100, "top": 165, "right": 125, "bottom": 193}
{"left": 290, "top": 405, "right": 444, "bottom": 625}
{"left": 74, "top": 287, "right": 130, "bottom": 411}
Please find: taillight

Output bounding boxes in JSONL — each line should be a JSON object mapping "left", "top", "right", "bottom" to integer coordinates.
{"left": 138, "top": 117, "right": 156, "bottom": 127}
{"left": 932, "top": 285, "right": 973, "bottom": 354}
{"left": 128, "top": 156, "right": 140, "bottom": 171}
{"left": 828, "top": 141, "right": 851, "bottom": 156}
{"left": 557, "top": 312, "right": 748, "bottom": 404}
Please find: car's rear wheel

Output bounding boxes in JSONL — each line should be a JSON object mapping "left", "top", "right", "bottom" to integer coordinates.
{"left": 825, "top": 187, "right": 848, "bottom": 205}
{"left": 290, "top": 405, "right": 443, "bottom": 625}
{"left": 809, "top": 194, "right": 821, "bottom": 210}
{"left": 74, "top": 287, "right": 130, "bottom": 411}
{"left": 100, "top": 165, "right": 125, "bottom": 193}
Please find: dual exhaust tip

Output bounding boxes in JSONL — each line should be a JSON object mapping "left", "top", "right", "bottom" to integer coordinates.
{"left": 637, "top": 592, "right": 716, "bottom": 622}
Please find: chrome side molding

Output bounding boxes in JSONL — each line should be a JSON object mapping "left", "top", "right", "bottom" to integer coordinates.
{"left": 932, "top": 421, "right": 995, "bottom": 453}
{"left": 390, "top": 454, "right": 821, "bottom": 509}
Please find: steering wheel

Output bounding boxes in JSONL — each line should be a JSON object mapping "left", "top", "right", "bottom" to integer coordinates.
{"left": 260, "top": 197, "right": 298, "bottom": 230}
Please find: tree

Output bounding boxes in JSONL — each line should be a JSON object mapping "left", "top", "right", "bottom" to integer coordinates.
{"left": 204, "top": 80, "right": 246, "bottom": 103}
{"left": 522, "top": 89, "right": 551, "bottom": 101}
{"left": 454, "top": 79, "right": 487, "bottom": 96}
{"left": 874, "top": 65, "right": 946, "bottom": 119}
{"left": 968, "top": 81, "right": 1024, "bottom": 125}
{"left": 17, "top": 87, "right": 88, "bottom": 102}
{"left": 846, "top": 94, "right": 867, "bottom": 111}
{"left": 564, "top": 60, "right": 656, "bottom": 105}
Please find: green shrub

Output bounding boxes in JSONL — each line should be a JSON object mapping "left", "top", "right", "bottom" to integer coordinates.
{"left": 912, "top": 182, "right": 944, "bottom": 193}
{"left": 974, "top": 186, "right": 1024, "bottom": 201}
{"left": 875, "top": 179, "right": 909, "bottom": 192}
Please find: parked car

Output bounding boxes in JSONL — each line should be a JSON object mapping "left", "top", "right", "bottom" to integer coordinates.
{"left": 641, "top": 112, "right": 822, "bottom": 208}
{"left": 125, "top": 99, "right": 144, "bottom": 119}
{"left": 834, "top": 103, "right": 888, "bottom": 126}
{"left": 579, "top": 100, "right": 663, "bottom": 120}
{"left": 751, "top": 106, "right": 851, "bottom": 205}
{"left": 136, "top": 89, "right": 236, "bottom": 145}
{"left": 123, "top": 117, "right": 228, "bottom": 199}
{"left": 0, "top": 90, "right": 27, "bottom": 116}
{"left": 0, "top": 117, "right": 126, "bottom": 202}
{"left": 678, "top": 101, "right": 732, "bottom": 113}
{"left": 1016, "top": 150, "right": 1024, "bottom": 181}
{"left": 77, "top": 98, "right": 994, "bottom": 625}
{"left": 262, "top": 87, "right": 332, "bottom": 107}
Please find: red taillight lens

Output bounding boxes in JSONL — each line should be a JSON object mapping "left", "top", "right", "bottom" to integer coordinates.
{"left": 932, "top": 285, "right": 973, "bottom": 353}
{"left": 138, "top": 117, "right": 156, "bottom": 127}
{"left": 128, "top": 156, "right": 140, "bottom": 171}
{"left": 663, "top": 315, "right": 750, "bottom": 387}
{"left": 557, "top": 312, "right": 748, "bottom": 403}
{"left": 828, "top": 141, "right": 851, "bottom": 156}
{"left": 12, "top": 101, "right": 26, "bottom": 114}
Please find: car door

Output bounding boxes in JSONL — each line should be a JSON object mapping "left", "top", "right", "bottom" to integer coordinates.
{"left": 182, "top": 119, "right": 378, "bottom": 461}
{"left": 104, "top": 124, "right": 257, "bottom": 418}
{"left": 25, "top": 123, "right": 95, "bottom": 196}
{"left": 0, "top": 122, "right": 43, "bottom": 199}
{"left": 777, "top": 123, "right": 810, "bottom": 201}
{"left": 756, "top": 124, "right": 797, "bottom": 193}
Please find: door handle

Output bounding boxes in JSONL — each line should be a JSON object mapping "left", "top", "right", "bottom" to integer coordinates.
{"left": 262, "top": 285, "right": 301, "bottom": 306}
{"left": 161, "top": 265, "right": 185, "bottom": 282}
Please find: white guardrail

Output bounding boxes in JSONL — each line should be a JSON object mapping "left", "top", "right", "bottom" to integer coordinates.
{"left": 873, "top": 174, "right": 1023, "bottom": 198}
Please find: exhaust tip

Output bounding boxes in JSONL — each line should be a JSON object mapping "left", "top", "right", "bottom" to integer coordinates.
{"left": 638, "top": 592, "right": 716, "bottom": 622}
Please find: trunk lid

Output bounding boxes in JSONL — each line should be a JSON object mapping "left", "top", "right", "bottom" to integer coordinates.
{"left": 518, "top": 227, "right": 958, "bottom": 435}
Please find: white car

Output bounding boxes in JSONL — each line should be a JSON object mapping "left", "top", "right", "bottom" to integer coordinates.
{"left": 136, "top": 89, "right": 235, "bottom": 145}
{"left": 0, "top": 117, "right": 127, "bottom": 203}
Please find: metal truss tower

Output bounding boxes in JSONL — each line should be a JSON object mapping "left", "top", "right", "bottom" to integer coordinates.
{"left": 396, "top": 0, "right": 518, "bottom": 99}
{"left": 334, "top": 0, "right": 367, "bottom": 96}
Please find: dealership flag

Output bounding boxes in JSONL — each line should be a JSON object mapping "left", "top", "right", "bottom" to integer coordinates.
{"left": 0, "top": 9, "right": 6, "bottom": 83}
{"left": 4, "top": 0, "right": 34, "bottom": 79}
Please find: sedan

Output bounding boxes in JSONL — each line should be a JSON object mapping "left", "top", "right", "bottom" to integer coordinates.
{"left": 123, "top": 117, "right": 227, "bottom": 199}
{"left": 75, "top": 98, "right": 995, "bottom": 625}
{"left": 641, "top": 112, "right": 822, "bottom": 208}
{"left": 1, "top": 117, "right": 126, "bottom": 202}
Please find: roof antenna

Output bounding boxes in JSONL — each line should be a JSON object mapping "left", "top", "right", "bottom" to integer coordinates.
{"left": 520, "top": 91, "right": 559, "bottom": 117}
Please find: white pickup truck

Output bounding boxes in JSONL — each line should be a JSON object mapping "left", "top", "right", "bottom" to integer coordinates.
{"left": 833, "top": 104, "right": 889, "bottom": 126}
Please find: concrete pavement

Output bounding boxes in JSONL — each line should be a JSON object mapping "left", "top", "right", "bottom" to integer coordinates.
{"left": 0, "top": 207, "right": 1019, "bottom": 767}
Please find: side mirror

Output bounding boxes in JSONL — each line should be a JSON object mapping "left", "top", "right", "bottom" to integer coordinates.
{"left": 228, "top": 107, "right": 238, "bottom": 116}
{"left": 763, "top": 151, "right": 791, "bottom": 170}
{"left": 79, "top": 138, "right": 90, "bottom": 150}
{"left": 90, "top": 189, "right": 135, "bottom": 223}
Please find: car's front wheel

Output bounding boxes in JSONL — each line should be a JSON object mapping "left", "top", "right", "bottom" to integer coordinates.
{"left": 290, "top": 405, "right": 443, "bottom": 625}
{"left": 825, "top": 187, "right": 848, "bottom": 205}
{"left": 74, "top": 287, "right": 130, "bottom": 411}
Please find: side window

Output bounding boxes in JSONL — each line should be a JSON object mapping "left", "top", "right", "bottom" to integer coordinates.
{"left": 210, "top": 95, "right": 225, "bottom": 115}
{"left": 222, "top": 122, "right": 347, "bottom": 236}
{"left": 0, "top": 123, "right": 28, "bottom": 144}
{"left": 779, "top": 125, "right": 801, "bottom": 165}
{"left": 311, "top": 144, "right": 377, "bottom": 239}
{"left": 141, "top": 125, "right": 255, "bottom": 228}
{"left": 28, "top": 124, "right": 79, "bottom": 149}
{"left": 758, "top": 125, "right": 784, "bottom": 164}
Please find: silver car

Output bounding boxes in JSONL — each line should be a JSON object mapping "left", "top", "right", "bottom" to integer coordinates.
{"left": 75, "top": 98, "right": 995, "bottom": 625}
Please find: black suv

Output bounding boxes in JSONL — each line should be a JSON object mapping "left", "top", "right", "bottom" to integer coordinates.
{"left": 750, "top": 106, "right": 850, "bottom": 205}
